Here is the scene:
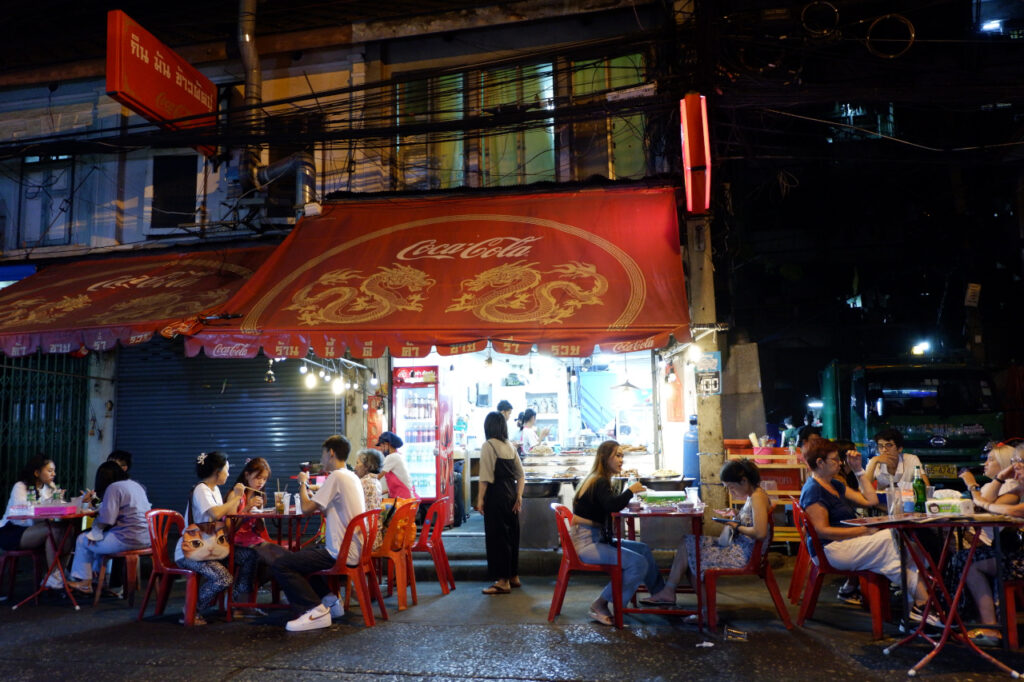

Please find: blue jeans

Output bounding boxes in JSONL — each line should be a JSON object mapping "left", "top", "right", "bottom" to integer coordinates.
{"left": 69, "top": 531, "right": 147, "bottom": 582}
{"left": 570, "top": 524, "right": 664, "bottom": 608}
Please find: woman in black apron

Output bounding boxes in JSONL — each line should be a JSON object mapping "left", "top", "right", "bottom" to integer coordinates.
{"left": 476, "top": 411, "right": 525, "bottom": 594}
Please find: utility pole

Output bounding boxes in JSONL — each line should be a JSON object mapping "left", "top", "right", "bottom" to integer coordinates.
{"left": 685, "top": 214, "right": 726, "bottom": 517}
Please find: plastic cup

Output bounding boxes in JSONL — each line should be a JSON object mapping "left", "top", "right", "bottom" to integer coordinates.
{"left": 274, "top": 491, "right": 286, "bottom": 513}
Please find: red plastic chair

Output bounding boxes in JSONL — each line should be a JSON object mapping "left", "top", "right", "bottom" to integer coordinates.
{"left": 137, "top": 509, "right": 225, "bottom": 626}
{"left": 311, "top": 508, "right": 388, "bottom": 627}
{"left": 703, "top": 506, "right": 793, "bottom": 631}
{"left": 1002, "top": 579, "right": 1024, "bottom": 648}
{"left": 93, "top": 547, "right": 153, "bottom": 607}
{"left": 0, "top": 548, "right": 45, "bottom": 604}
{"left": 372, "top": 498, "right": 419, "bottom": 611}
{"left": 547, "top": 503, "right": 624, "bottom": 628}
{"left": 793, "top": 500, "right": 891, "bottom": 639}
{"left": 788, "top": 499, "right": 811, "bottom": 604}
{"left": 412, "top": 497, "right": 455, "bottom": 594}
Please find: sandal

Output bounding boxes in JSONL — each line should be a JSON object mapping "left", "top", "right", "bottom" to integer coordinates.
{"left": 179, "top": 612, "right": 208, "bottom": 626}
{"left": 639, "top": 595, "right": 677, "bottom": 606}
{"left": 66, "top": 579, "right": 93, "bottom": 595}
{"left": 968, "top": 629, "right": 1002, "bottom": 647}
{"left": 588, "top": 608, "right": 614, "bottom": 626}
{"left": 481, "top": 583, "right": 511, "bottom": 595}
{"left": 509, "top": 578, "right": 521, "bottom": 588}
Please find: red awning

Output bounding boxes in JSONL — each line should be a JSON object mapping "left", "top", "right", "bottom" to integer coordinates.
{"left": 0, "top": 246, "right": 273, "bottom": 357}
{"left": 187, "top": 188, "right": 690, "bottom": 359}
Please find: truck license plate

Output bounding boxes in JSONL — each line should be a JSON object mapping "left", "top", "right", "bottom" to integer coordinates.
{"left": 924, "top": 463, "right": 958, "bottom": 480}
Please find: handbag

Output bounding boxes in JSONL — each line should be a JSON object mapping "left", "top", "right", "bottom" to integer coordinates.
{"left": 181, "top": 485, "right": 231, "bottom": 561}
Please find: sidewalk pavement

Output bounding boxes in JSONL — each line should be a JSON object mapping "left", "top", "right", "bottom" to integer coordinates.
{"left": 1, "top": 514, "right": 1022, "bottom": 681}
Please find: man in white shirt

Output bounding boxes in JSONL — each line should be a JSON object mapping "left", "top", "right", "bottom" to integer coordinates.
{"left": 376, "top": 431, "right": 415, "bottom": 498}
{"left": 864, "top": 428, "right": 930, "bottom": 489}
{"left": 271, "top": 434, "right": 366, "bottom": 632}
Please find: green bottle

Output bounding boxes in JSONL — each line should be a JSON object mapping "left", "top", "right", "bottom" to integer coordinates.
{"left": 912, "top": 465, "right": 926, "bottom": 513}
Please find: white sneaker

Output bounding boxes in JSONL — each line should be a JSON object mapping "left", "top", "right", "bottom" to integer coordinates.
{"left": 43, "top": 571, "right": 64, "bottom": 590}
{"left": 286, "top": 604, "right": 332, "bottom": 632}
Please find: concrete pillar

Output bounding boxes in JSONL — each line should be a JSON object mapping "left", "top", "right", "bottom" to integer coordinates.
{"left": 685, "top": 214, "right": 726, "bottom": 518}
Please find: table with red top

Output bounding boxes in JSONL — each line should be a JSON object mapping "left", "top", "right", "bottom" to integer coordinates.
{"left": 224, "top": 508, "right": 321, "bottom": 617}
{"left": 612, "top": 506, "right": 705, "bottom": 629}
{"left": 841, "top": 514, "right": 1022, "bottom": 677}
{"left": 8, "top": 510, "right": 95, "bottom": 611}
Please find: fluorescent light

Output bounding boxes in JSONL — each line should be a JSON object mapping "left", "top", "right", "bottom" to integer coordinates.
{"left": 981, "top": 20, "right": 1002, "bottom": 32}
{"left": 807, "top": 400, "right": 824, "bottom": 409}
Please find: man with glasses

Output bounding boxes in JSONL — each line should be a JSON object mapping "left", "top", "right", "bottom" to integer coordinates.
{"left": 864, "top": 428, "right": 930, "bottom": 492}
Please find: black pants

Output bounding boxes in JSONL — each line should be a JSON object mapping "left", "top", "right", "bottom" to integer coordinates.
{"left": 268, "top": 545, "right": 336, "bottom": 611}
{"left": 483, "top": 501, "right": 519, "bottom": 581}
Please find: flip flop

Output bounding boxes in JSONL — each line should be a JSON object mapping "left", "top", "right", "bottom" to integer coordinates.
{"left": 968, "top": 629, "right": 1002, "bottom": 647}
{"left": 509, "top": 578, "right": 521, "bottom": 588}
{"left": 639, "top": 596, "right": 676, "bottom": 606}
{"left": 482, "top": 584, "right": 511, "bottom": 595}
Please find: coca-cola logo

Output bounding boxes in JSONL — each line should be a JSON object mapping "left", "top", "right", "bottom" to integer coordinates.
{"left": 87, "top": 270, "right": 205, "bottom": 291}
{"left": 610, "top": 337, "right": 656, "bottom": 353}
{"left": 395, "top": 236, "right": 541, "bottom": 261}
{"left": 211, "top": 343, "right": 252, "bottom": 358}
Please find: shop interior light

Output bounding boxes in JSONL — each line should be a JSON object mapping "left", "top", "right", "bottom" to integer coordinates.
{"left": 611, "top": 354, "right": 638, "bottom": 392}
{"left": 911, "top": 340, "right": 931, "bottom": 356}
{"left": 684, "top": 344, "right": 703, "bottom": 363}
{"left": 304, "top": 373, "right": 318, "bottom": 389}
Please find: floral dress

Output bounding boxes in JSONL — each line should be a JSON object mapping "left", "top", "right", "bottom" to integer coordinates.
{"left": 685, "top": 495, "right": 757, "bottom": 577}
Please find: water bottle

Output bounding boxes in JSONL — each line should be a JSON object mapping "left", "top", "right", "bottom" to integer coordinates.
{"left": 683, "top": 415, "right": 700, "bottom": 485}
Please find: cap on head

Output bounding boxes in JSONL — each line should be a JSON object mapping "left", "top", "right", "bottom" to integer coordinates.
{"left": 376, "top": 431, "right": 404, "bottom": 449}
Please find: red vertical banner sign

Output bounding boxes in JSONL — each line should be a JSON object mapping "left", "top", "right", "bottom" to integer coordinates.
{"left": 680, "top": 93, "right": 711, "bottom": 214}
{"left": 106, "top": 10, "right": 217, "bottom": 157}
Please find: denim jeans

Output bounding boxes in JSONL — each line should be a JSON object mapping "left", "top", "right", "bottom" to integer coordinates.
{"left": 69, "top": 531, "right": 147, "bottom": 582}
{"left": 570, "top": 524, "right": 664, "bottom": 608}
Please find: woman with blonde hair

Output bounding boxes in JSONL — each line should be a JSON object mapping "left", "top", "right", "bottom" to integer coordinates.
{"left": 570, "top": 440, "right": 664, "bottom": 625}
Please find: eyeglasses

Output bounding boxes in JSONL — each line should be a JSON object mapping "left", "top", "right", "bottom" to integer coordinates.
{"left": 1012, "top": 456, "right": 1024, "bottom": 465}
{"left": 876, "top": 442, "right": 899, "bottom": 450}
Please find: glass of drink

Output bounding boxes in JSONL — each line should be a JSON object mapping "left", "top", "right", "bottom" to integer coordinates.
{"left": 274, "top": 491, "right": 286, "bottom": 513}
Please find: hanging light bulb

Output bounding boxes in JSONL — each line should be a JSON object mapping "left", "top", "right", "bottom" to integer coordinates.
{"left": 318, "top": 369, "right": 326, "bottom": 378}
{"left": 325, "top": 374, "right": 333, "bottom": 384}
{"left": 370, "top": 371, "right": 379, "bottom": 386}
{"left": 362, "top": 402, "right": 369, "bottom": 411}
{"left": 305, "top": 373, "right": 318, "bottom": 389}
{"left": 332, "top": 378, "right": 345, "bottom": 395}
{"left": 299, "top": 363, "right": 308, "bottom": 374}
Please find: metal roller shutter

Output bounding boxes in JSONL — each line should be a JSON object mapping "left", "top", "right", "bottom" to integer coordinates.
{"left": 115, "top": 337, "right": 346, "bottom": 513}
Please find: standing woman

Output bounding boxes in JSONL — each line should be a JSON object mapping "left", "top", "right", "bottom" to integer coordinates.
{"left": 173, "top": 451, "right": 244, "bottom": 625}
{"left": 230, "top": 457, "right": 272, "bottom": 614}
{"left": 477, "top": 411, "right": 524, "bottom": 594}
{"left": 570, "top": 440, "right": 665, "bottom": 625}
{"left": 66, "top": 461, "right": 151, "bottom": 594}
{"left": 0, "top": 453, "right": 93, "bottom": 591}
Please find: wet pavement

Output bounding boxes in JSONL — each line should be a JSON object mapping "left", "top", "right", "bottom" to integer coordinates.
{"left": 2, "top": 514, "right": 1023, "bottom": 681}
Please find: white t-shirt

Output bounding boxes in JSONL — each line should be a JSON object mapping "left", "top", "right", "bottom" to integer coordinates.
{"left": 874, "top": 452, "right": 924, "bottom": 488}
{"left": 521, "top": 426, "right": 541, "bottom": 453}
{"left": 313, "top": 468, "right": 365, "bottom": 563}
{"left": 381, "top": 453, "right": 413, "bottom": 490}
{"left": 1, "top": 481, "right": 57, "bottom": 528}
{"left": 174, "top": 484, "right": 223, "bottom": 563}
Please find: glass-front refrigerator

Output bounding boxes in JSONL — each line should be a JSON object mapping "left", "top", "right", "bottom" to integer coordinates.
{"left": 392, "top": 365, "right": 454, "bottom": 524}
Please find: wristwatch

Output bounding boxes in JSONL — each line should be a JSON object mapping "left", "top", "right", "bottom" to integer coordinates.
{"left": 996, "top": 477, "right": 1006, "bottom": 484}
{"left": 971, "top": 484, "right": 982, "bottom": 492}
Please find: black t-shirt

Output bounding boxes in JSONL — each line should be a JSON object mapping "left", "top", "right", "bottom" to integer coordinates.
{"left": 573, "top": 476, "right": 632, "bottom": 542}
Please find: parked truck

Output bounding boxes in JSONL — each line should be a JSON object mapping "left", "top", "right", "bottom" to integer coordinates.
{"left": 820, "top": 360, "right": 1003, "bottom": 485}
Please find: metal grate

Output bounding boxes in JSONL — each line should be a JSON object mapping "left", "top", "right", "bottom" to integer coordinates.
{"left": 0, "top": 352, "right": 88, "bottom": 509}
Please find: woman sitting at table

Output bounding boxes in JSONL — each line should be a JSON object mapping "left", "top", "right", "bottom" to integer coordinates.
{"left": 799, "top": 438, "right": 935, "bottom": 624}
{"left": 174, "top": 451, "right": 244, "bottom": 625}
{"left": 354, "top": 448, "right": 385, "bottom": 551}
{"left": 230, "top": 457, "right": 274, "bottom": 615}
{"left": 642, "top": 458, "right": 770, "bottom": 605}
{"left": 65, "top": 461, "right": 151, "bottom": 595}
{"left": 0, "top": 453, "right": 93, "bottom": 591}
{"left": 951, "top": 442, "right": 1024, "bottom": 647}
{"left": 570, "top": 440, "right": 665, "bottom": 625}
